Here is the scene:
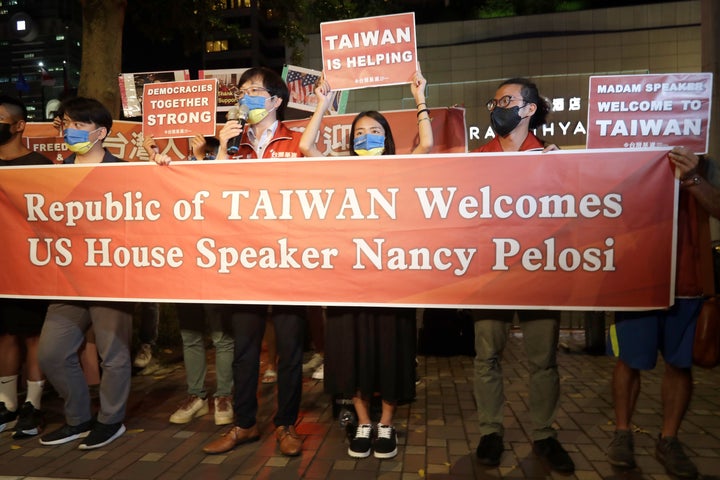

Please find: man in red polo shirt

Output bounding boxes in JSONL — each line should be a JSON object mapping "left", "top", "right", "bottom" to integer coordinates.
{"left": 472, "top": 78, "right": 574, "bottom": 474}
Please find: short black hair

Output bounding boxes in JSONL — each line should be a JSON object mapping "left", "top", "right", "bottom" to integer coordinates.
{"left": 237, "top": 67, "right": 289, "bottom": 121}
{"left": 58, "top": 97, "right": 113, "bottom": 136}
{"left": 0, "top": 95, "right": 28, "bottom": 122}
{"left": 499, "top": 77, "right": 551, "bottom": 129}
{"left": 349, "top": 111, "right": 396, "bottom": 156}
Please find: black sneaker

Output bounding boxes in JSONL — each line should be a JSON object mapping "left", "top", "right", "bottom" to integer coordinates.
{"left": 348, "top": 423, "right": 372, "bottom": 458}
{"left": 655, "top": 435, "right": 698, "bottom": 479}
{"left": 476, "top": 432, "right": 504, "bottom": 466}
{"left": 40, "top": 420, "right": 93, "bottom": 446}
{"left": 0, "top": 401, "right": 18, "bottom": 433}
{"left": 373, "top": 424, "right": 397, "bottom": 459}
{"left": 12, "top": 402, "right": 44, "bottom": 439}
{"left": 607, "top": 430, "right": 636, "bottom": 469}
{"left": 533, "top": 437, "right": 575, "bottom": 473}
{"left": 78, "top": 422, "right": 126, "bottom": 450}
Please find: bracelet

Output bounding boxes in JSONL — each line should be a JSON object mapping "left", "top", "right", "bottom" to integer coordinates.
{"left": 416, "top": 103, "right": 427, "bottom": 108}
{"left": 679, "top": 167, "right": 698, "bottom": 181}
{"left": 417, "top": 108, "right": 430, "bottom": 118}
{"left": 417, "top": 117, "right": 431, "bottom": 125}
{"left": 681, "top": 175, "right": 702, "bottom": 188}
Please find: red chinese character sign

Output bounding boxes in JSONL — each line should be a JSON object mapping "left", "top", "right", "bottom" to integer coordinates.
{"left": 142, "top": 79, "right": 218, "bottom": 139}
{"left": 586, "top": 73, "right": 712, "bottom": 154}
{"left": 23, "top": 108, "right": 467, "bottom": 163}
{"left": 321, "top": 12, "right": 417, "bottom": 91}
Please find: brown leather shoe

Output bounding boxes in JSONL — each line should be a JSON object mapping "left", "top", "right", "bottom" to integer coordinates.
{"left": 202, "top": 425, "right": 260, "bottom": 454}
{"left": 276, "top": 425, "right": 302, "bottom": 456}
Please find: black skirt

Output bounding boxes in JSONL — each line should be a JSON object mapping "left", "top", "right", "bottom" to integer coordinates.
{"left": 323, "top": 307, "right": 416, "bottom": 404}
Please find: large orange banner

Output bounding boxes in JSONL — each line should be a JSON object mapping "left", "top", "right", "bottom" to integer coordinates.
{"left": 0, "top": 149, "right": 676, "bottom": 309}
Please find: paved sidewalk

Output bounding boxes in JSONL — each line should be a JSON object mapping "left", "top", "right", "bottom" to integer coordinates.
{"left": 1, "top": 331, "right": 719, "bottom": 479}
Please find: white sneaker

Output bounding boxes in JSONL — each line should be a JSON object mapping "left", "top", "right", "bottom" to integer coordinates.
{"left": 169, "top": 395, "right": 208, "bottom": 424}
{"left": 311, "top": 363, "right": 324, "bottom": 380}
{"left": 213, "top": 396, "right": 234, "bottom": 426}
{"left": 133, "top": 343, "right": 153, "bottom": 368}
{"left": 302, "top": 353, "right": 323, "bottom": 373}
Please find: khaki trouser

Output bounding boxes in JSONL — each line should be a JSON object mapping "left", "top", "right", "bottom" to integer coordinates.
{"left": 472, "top": 311, "right": 560, "bottom": 441}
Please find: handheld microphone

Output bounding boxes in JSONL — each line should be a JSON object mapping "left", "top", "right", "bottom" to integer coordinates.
{"left": 226, "top": 104, "right": 250, "bottom": 155}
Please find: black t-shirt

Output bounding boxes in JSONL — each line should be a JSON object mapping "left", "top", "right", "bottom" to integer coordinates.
{"left": 0, "top": 151, "right": 53, "bottom": 166}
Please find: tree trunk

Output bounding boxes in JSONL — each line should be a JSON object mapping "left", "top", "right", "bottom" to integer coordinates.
{"left": 79, "top": 0, "right": 127, "bottom": 118}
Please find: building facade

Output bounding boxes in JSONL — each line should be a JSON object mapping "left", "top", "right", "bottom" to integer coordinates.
{"left": 0, "top": 0, "right": 82, "bottom": 120}
{"left": 301, "top": 1, "right": 701, "bottom": 150}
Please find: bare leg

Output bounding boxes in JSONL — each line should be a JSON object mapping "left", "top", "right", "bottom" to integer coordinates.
{"left": 612, "top": 359, "right": 640, "bottom": 430}
{"left": 353, "top": 394, "right": 371, "bottom": 425}
{"left": 379, "top": 399, "right": 396, "bottom": 426}
{"left": 0, "top": 334, "right": 21, "bottom": 376}
{"left": 660, "top": 364, "right": 692, "bottom": 438}
{"left": 24, "top": 335, "right": 44, "bottom": 382}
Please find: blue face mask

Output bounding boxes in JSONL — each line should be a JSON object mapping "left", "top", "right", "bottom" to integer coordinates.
{"left": 239, "top": 96, "right": 272, "bottom": 124}
{"left": 63, "top": 127, "right": 101, "bottom": 154}
{"left": 63, "top": 127, "right": 90, "bottom": 145}
{"left": 353, "top": 133, "right": 385, "bottom": 156}
{"left": 239, "top": 95, "right": 267, "bottom": 111}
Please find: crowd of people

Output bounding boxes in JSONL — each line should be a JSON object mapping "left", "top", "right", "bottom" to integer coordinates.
{"left": 0, "top": 64, "right": 718, "bottom": 479}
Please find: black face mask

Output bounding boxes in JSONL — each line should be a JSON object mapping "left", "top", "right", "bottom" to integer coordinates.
{"left": 0, "top": 122, "right": 15, "bottom": 145}
{"left": 490, "top": 106, "right": 523, "bottom": 137}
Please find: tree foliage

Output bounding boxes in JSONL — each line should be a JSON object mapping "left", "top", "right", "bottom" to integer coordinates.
{"left": 126, "top": 0, "right": 243, "bottom": 58}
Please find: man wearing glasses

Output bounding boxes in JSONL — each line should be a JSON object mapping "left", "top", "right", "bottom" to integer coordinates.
{"left": 471, "top": 78, "right": 574, "bottom": 473}
{"left": 202, "top": 67, "right": 306, "bottom": 458}
{"left": 215, "top": 67, "right": 302, "bottom": 160}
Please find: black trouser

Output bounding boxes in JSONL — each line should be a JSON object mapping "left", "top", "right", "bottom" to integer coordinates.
{"left": 229, "top": 306, "right": 304, "bottom": 428}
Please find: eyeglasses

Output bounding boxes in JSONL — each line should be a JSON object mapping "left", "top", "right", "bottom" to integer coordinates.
{"left": 486, "top": 95, "right": 526, "bottom": 111}
{"left": 236, "top": 86, "right": 269, "bottom": 99}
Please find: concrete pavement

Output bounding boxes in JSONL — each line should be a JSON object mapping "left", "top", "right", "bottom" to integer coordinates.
{"left": 1, "top": 330, "right": 719, "bottom": 479}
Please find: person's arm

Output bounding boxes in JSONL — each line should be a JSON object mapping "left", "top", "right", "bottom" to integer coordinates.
{"left": 670, "top": 146, "right": 720, "bottom": 218}
{"left": 142, "top": 135, "right": 172, "bottom": 165}
{"left": 410, "top": 69, "right": 433, "bottom": 154}
{"left": 190, "top": 134, "right": 207, "bottom": 160}
{"left": 299, "top": 78, "right": 334, "bottom": 158}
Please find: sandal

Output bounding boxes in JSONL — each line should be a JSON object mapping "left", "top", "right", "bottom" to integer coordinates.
{"left": 262, "top": 369, "right": 277, "bottom": 384}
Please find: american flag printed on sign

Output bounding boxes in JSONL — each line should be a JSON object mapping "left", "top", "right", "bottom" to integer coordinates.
{"left": 286, "top": 69, "right": 319, "bottom": 107}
